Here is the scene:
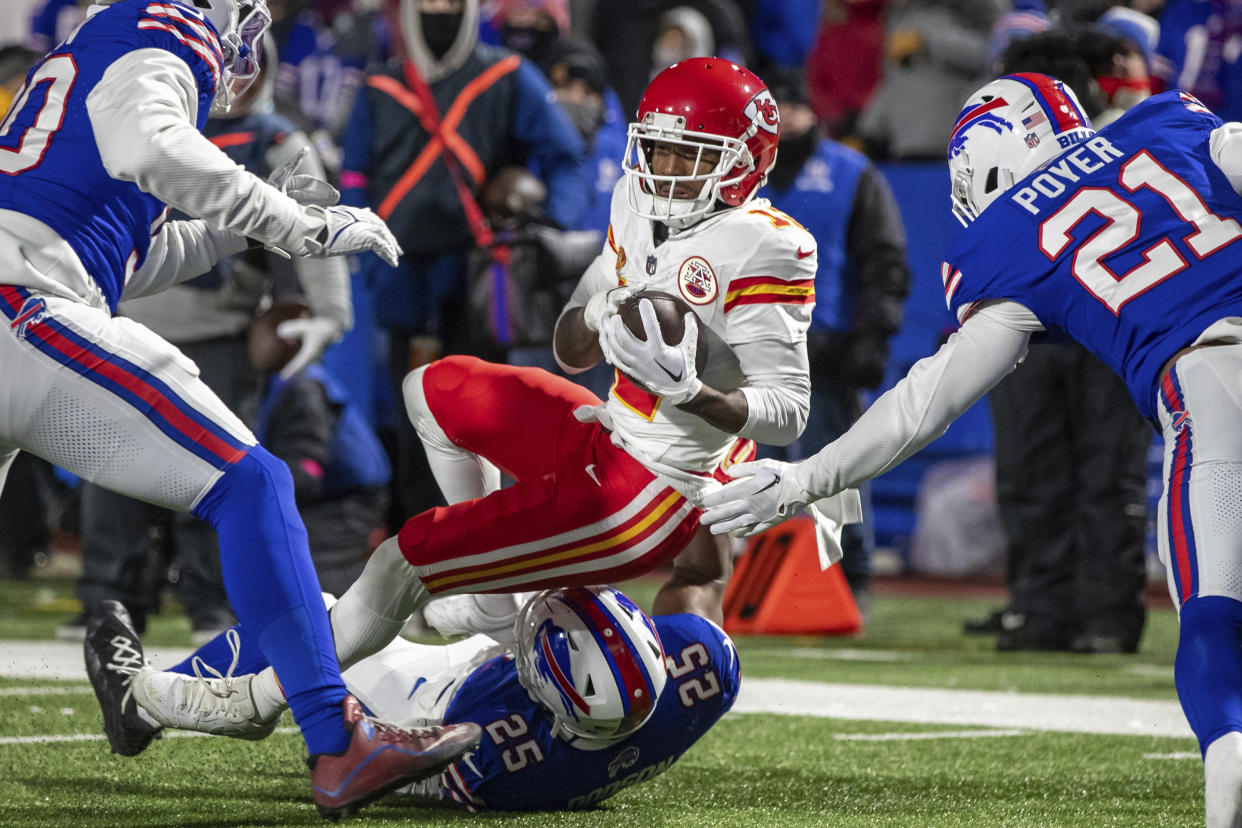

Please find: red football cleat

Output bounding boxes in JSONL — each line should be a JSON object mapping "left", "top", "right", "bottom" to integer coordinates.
{"left": 308, "top": 695, "right": 481, "bottom": 821}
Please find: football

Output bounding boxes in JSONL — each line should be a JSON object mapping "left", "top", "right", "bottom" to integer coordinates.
{"left": 616, "top": 290, "right": 709, "bottom": 376}
{"left": 247, "top": 302, "right": 311, "bottom": 375}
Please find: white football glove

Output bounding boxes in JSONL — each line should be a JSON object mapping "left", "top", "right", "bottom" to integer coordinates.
{"left": 581, "top": 284, "right": 639, "bottom": 333}
{"left": 306, "top": 205, "right": 403, "bottom": 267}
{"left": 275, "top": 316, "right": 343, "bottom": 379}
{"left": 598, "top": 298, "right": 703, "bottom": 405}
{"left": 699, "top": 459, "right": 815, "bottom": 536}
{"left": 268, "top": 146, "right": 340, "bottom": 207}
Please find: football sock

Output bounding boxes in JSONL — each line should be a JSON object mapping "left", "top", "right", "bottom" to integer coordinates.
{"left": 194, "top": 447, "right": 348, "bottom": 755}
{"left": 403, "top": 365, "right": 500, "bottom": 503}
{"left": 330, "top": 535, "right": 430, "bottom": 671}
{"left": 252, "top": 668, "right": 288, "bottom": 721}
{"left": 1204, "top": 731, "right": 1242, "bottom": 828}
{"left": 1175, "top": 595, "right": 1242, "bottom": 755}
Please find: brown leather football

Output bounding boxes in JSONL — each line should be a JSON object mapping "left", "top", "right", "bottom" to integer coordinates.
{"left": 616, "top": 290, "right": 708, "bottom": 375}
{"left": 248, "top": 302, "right": 311, "bottom": 375}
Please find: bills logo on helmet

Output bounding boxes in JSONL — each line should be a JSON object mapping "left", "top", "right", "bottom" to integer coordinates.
{"left": 745, "top": 90, "right": 780, "bottom": 134}
{"left": 533, "top": 619, "right": 589, "bottom": 721}
{"left": 678, "top": 256, "right": 717, "bottom": 305}
{"left": 608, "top": 745, "right": 641, "bottom": 779}
{"left": 947, "top": 112, "right": 1013, "bottom": 159}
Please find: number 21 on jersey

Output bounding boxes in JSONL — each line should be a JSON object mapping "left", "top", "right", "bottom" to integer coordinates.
{"left": 1039, "top": 150, "right": 1242, "bottom": 314}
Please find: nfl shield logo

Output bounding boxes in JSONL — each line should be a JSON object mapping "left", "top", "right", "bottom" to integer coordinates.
{"left": 1024, "top": 133, "right": 1040, "bottom": 148}
{"left": 646, "top": 255, "right": 657, "bottom": 275}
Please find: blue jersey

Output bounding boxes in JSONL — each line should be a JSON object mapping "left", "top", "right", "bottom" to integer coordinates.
{"left": 0, "top": 0, "right": 222, "bottom": 313}
{"left": 944, "top": 91, "right": 1242, "bottom": 420}
{"left": 438, "top": 613, "right": 739, "bottom": 811}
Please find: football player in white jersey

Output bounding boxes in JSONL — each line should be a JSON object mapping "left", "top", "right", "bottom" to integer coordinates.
{"left": 0, "top": 0, "right": 478, "bottom": 817}
{"left": 120, "top": 59, "right": 829, "bottom": 742}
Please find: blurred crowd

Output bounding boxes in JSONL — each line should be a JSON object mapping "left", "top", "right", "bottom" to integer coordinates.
{"left": 0, "top": 0, "right": 1222, "bottom": 651}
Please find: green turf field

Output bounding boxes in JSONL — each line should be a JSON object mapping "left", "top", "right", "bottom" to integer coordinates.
{"left": 0, "top": 576, "right": 1200, "bottom": 827}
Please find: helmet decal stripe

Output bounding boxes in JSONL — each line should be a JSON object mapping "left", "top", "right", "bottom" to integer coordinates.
{"left": 950, "top": 96, "right": 1010, "bottom": 142}
{"left": 539, "top": 632, "right": 590, "bottom": 714}
{"left": 561, "top": 587, "right": 657, "bottom": 718}
{"left": 1007, "top": 73, "right": 1086, "bottom": 133}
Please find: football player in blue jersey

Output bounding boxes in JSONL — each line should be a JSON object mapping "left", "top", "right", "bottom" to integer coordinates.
{"left": 700, "top": 72, "right": 1242, "bottom": 827}
{"left": 0, "top": 0, "right": 479, "bottom": 817}
{"left": 125, "top": 524, "right": 739, "bottom": 812}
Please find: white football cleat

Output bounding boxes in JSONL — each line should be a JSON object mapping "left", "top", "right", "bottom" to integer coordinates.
{"left": 422, "top": 592, "right": 531, "bottom": 647}
{"left": 132, "top": 630, "right": 279, "bottom": 740}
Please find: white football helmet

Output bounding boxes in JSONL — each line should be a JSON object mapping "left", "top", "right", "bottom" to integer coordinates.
{"left": 193, "top": 0, "right": 272, "bottom": 114}
{"left": 514, "top": 586, "right": 667, "bottom": 745}
{"left": 948, "top": 72, "right": 1094, "bottom": 226}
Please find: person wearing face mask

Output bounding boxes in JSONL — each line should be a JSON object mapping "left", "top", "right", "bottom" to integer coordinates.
{"left": 340, "top": 0, "right": 587, "bottom": 524}
{"left": 1088, "top": 7, "right": 1159, "bottom": 126}
{"left": 487, "top": 0, "right": 568, "bottom": 73}
{"left": 755, "top": 67, "right": 910, "bottom": 619}
{"left": 546, "top": 38, "right": 626, "bottom": 235}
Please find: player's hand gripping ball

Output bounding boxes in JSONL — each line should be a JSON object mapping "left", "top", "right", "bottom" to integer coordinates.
{"left": 602, "top": 290, "right": 708, "bottom": 404}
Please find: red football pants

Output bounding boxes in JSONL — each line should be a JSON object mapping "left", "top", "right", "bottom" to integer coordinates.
{"left": 397, "top": 356, "right": 702, "bottom": 594}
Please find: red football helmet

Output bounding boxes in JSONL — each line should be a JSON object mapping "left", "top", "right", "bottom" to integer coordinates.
{"left": 624, "top": 58, "right": 780, "bottom": 228}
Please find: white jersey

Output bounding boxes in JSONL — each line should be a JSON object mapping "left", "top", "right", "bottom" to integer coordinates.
{"left": 567, "top": 182, "right": 815, "bottom": 490}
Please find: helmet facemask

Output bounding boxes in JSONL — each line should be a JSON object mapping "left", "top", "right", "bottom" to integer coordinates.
{"left": 624, "top": 111, "right": 753, "bottom": 229}
{"left": 208, "top": 0, "right": 272, "bottom": 115}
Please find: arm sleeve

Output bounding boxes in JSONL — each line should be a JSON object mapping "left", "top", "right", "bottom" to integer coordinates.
{"left": 510, "top": 59, "right": 588, "bottom": 229}
{"left": 85, "top": 49, "right": 328, "bottom": 254}
{"left": 1210, "top": 122, "right": 1242, "bottom": 193}
{"left": 268, "top": 133, "right": 354, "bottom": 330}
{"left": 121, "top": 220, "right": 249, "bottom": 299}
{"left": 736, "top": 337, "right": 812, "bottom": 445}
{"left": 723, "top": 219, "right": 816, "bottom": 442}
{"left": 795, "top": 300, "right": 1039, "bottom": 498}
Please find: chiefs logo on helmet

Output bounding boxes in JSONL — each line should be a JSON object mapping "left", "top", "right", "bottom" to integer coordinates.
{"left": 745, "top": 90, "right": 780, "bottom": 134}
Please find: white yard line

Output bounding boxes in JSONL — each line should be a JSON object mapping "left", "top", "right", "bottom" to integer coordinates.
{"left": 733, "top": 678, "right": 1194, "bottom": 739}
{"left": 834, "top": 729, "right": 1025, "bottom": 741}
{"left": 0, "top": 685, "right": 91, "bottom": 696}
{"left": 0, "top": 727, "right": 299, "bottom": 746}
{"left": 0, "top": 640, "right": 193, "bottom": 680}
{"left": 0, "top": 640, "right": 1195, "bottom": 742}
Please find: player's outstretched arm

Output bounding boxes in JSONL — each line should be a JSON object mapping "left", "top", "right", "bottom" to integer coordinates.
{"left": 86, "top": 50, "right": 400, "bottom": 267}
{"left": 651, "top": 525, "right": 732, "bottom": 625}
{"left": 701, "top": 301, "right": 1037, "bottom": 535}
{"left": 122, "top": 219, "right": 249, "bottom": 299}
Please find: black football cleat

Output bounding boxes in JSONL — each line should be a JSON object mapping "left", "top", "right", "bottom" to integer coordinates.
{"left": 84, "top": 600, "right": 162, "bottom": 756}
